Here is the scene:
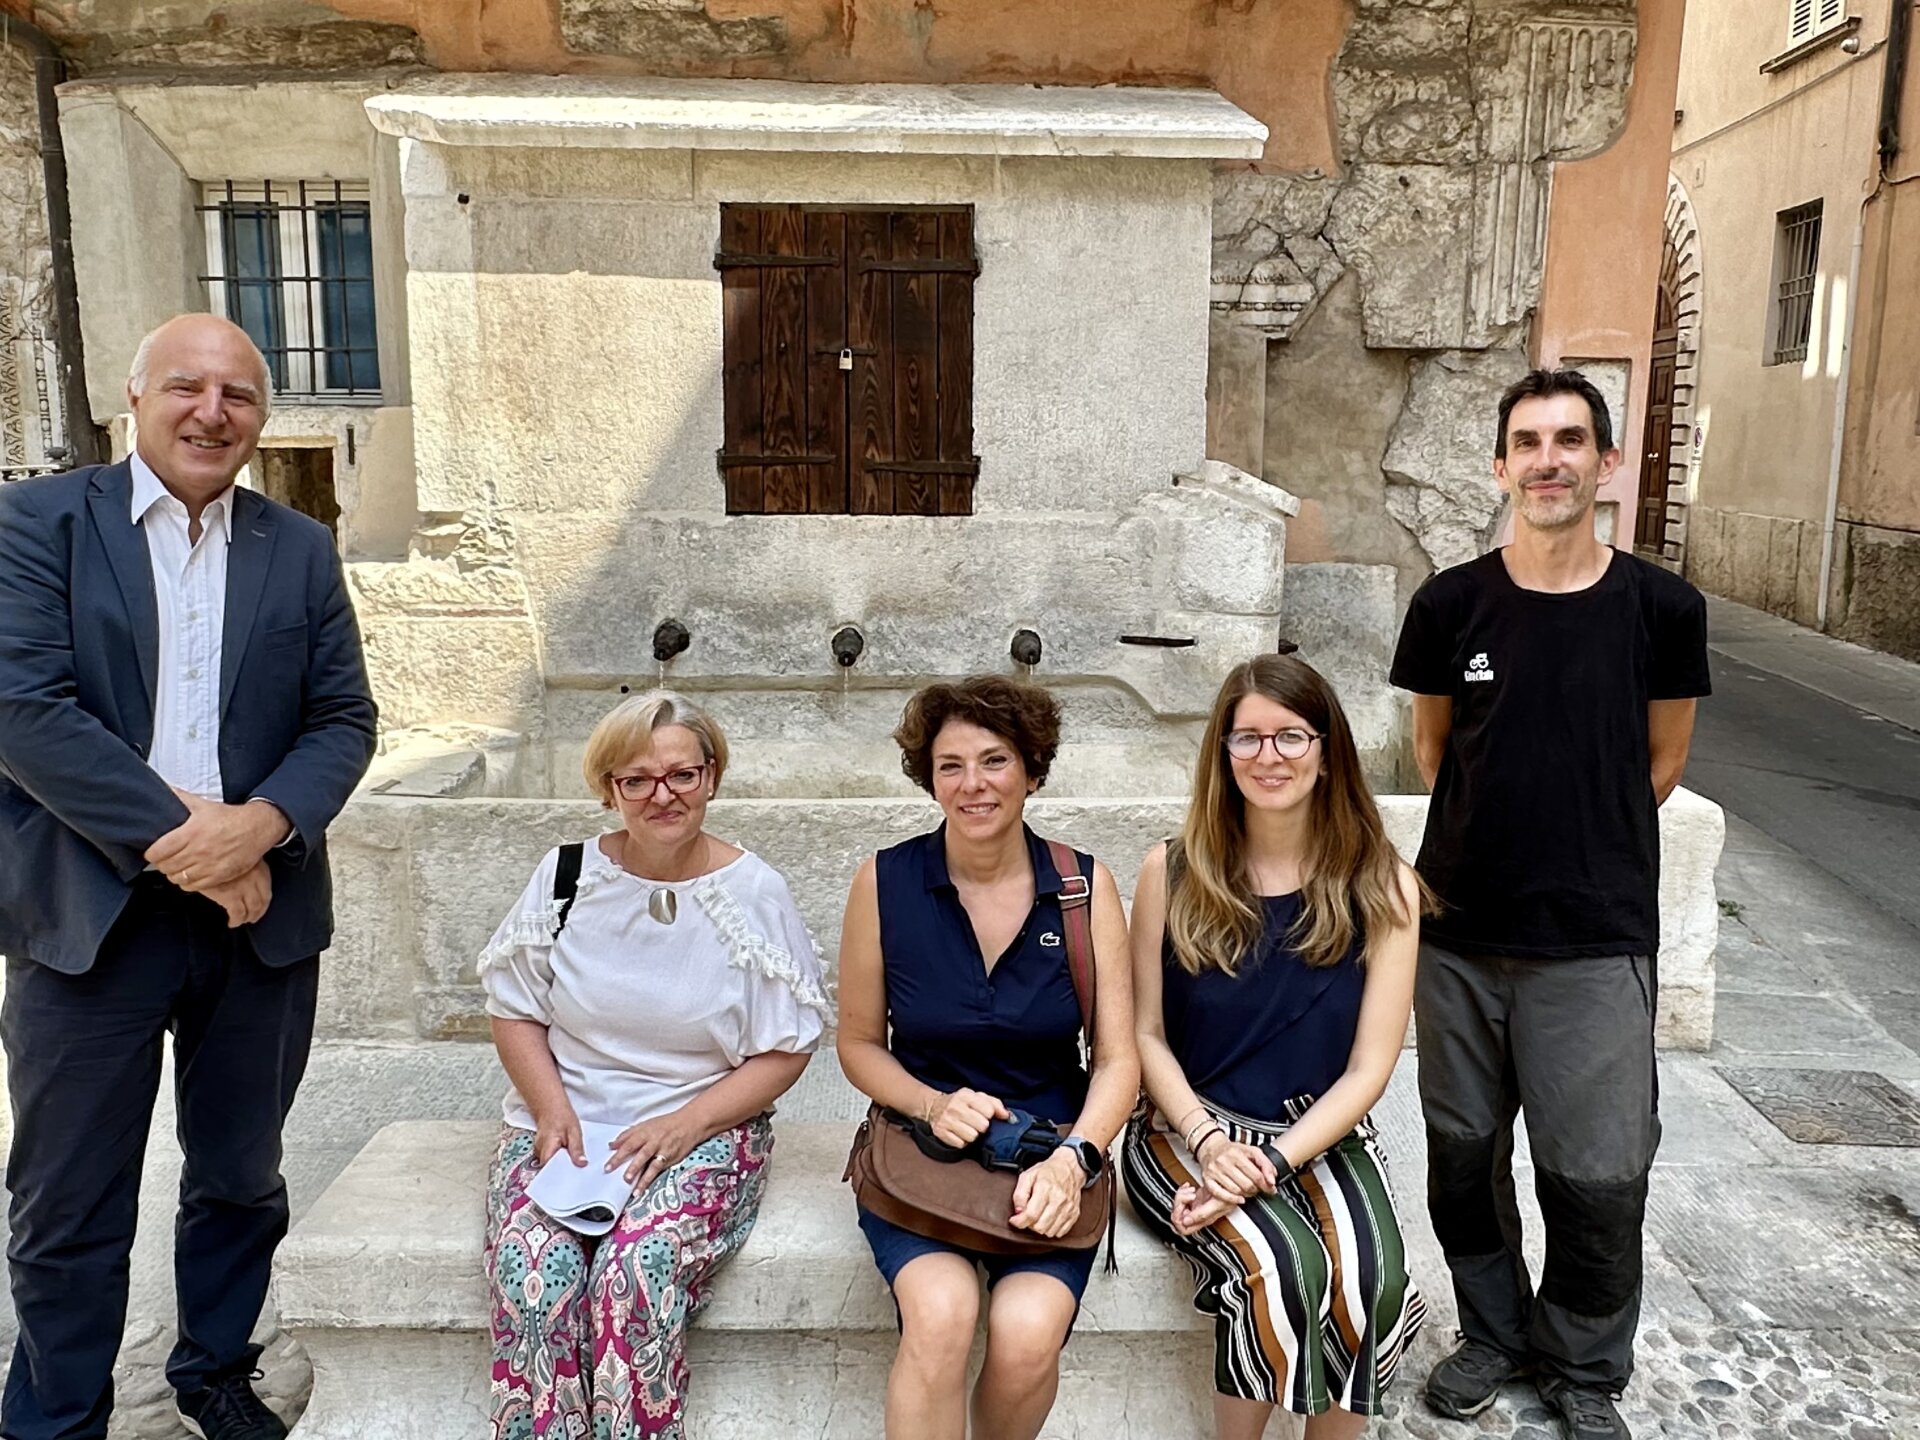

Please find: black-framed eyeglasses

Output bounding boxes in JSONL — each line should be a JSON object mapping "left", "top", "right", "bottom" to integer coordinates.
{"left": 1223, "top": 728, "right": 1321, "bottom": 762}
{"left": 611, "top": 762, "right": 709, "bottom": 802}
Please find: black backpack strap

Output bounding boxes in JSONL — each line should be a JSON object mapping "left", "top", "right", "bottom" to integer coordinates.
{"left": 552, "top": 842, "right": 586, "bottom": 935}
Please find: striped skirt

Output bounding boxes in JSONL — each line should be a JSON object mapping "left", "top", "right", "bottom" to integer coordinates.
{"left": 1120, "top": 1098, "right": 1425, "bottom": 1416}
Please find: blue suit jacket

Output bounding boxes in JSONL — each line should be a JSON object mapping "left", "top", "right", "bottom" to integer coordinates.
{"left": 0, "top": 461, "right": 378, "bottom": 972}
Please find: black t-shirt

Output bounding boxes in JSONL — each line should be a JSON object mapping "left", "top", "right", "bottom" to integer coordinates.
{"left": 1389, "top": 549, "right": 1710, "bottom": 959}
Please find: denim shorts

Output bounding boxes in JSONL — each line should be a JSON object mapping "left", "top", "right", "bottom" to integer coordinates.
{"left": 855, "top": 1204, "right": 1098, "bottom": 1321}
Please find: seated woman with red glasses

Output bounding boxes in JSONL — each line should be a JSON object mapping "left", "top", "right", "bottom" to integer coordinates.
{"left": 477, "top": 691, "right": 829, "bottom": 1440}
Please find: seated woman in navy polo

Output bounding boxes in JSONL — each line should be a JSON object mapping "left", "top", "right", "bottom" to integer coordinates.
{"left": 837, "top": 675, "right": 1139, "bottom": 1440}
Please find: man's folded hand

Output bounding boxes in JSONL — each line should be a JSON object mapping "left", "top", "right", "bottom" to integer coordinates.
{"left": 146, "top": 789, "right": 286, "bottom": 892}
{"left": 200, "top": 861, "right": 272, "bottom": 928}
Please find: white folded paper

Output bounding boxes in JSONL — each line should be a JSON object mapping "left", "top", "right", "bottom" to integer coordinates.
{"left": 526, "top": 1120, "right": 637, "bottom": 1236}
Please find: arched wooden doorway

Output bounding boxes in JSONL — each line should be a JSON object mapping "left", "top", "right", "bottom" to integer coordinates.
{"left": 1635, "top": 176, "right": 1702, "bottom": 565}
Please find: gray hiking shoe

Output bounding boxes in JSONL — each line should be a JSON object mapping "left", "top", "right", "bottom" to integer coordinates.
{"left": 1540, "top": 1379, "right": 1632, "bottom": 1439}
{"left": 1424, "top": 1337, "right": 1527, "bottom": 1419}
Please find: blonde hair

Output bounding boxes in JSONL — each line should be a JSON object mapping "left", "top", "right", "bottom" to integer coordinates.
{"left": 1166, "top": 654, "right": 1427, "bottom": 975}
{"left": 581, "top": 691, "right": 729, "bottom": 808}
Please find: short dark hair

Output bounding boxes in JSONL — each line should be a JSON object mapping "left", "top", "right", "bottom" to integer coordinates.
{"left": 894, "top": 675, "right": 1063, "bottom": 794}
{"left": 1495, "top": 368, "right": 1614, "bottom": 459}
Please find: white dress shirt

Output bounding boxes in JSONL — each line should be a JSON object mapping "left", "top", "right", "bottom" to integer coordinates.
{"left": 131, "top": 452, "right": 232, "bottom": 802}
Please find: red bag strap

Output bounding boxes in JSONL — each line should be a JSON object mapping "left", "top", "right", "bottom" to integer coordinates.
{"left": 1045, "top": 838, "right": 1096, "bottom": 1042}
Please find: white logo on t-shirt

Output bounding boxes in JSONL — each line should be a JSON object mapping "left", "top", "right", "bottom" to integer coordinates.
{"left": 1464, "top": 652, "right": 1496, "bottom": 683}
{"left": 1039, "top": 932, "right": 1062, "bottom": 947}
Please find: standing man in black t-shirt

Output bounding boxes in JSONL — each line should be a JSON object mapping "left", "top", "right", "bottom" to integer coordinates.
{"left": 1390, "top": 368, "right": 1710, "bottom": 1440}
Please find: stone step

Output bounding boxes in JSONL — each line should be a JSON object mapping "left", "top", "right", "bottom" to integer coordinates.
{"left": 279, "top": 1118, "right": 1217, "bottom": 1437}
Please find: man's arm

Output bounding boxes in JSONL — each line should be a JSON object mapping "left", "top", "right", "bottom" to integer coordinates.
{"left": 0, "top": 480, "right": 190, "bottom": 877}
{"left": 1649, "top": 698, "right": 1697, "bottom": 805}
{"left": 1411, "top": 693, "right": 1453, "bottom": 793}
{"left": 245, "top": 538, "right": 378, "bottom": 857}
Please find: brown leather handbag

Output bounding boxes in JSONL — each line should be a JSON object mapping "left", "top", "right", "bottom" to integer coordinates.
{"left": 844, "top": 839, "right": 1117, "bottom": 1258}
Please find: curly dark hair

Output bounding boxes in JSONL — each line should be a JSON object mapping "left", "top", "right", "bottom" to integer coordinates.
{"left": 893, "top": 675, "right": 1063, "bottom": 795}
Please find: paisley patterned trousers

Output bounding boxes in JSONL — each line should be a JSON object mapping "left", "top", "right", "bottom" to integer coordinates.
{"left": 483, "top": 1117, "right": 773, "bottom": 1440}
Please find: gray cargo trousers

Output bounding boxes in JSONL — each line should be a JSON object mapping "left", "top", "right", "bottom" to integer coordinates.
{"left": 1415, "top": 942, "right": 1661, "bottom": 1393}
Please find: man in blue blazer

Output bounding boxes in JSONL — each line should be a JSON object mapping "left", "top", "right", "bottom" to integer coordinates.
{"left": 0, "top": 314, "right": 377, "bottom": 1440}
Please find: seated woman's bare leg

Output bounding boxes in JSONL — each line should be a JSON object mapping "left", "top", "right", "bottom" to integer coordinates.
{"left": 1304, "top": 1405, "right": 1368, "bottom": 1439}
{"left": 1215, "top": 1394, "right": 1278, "bottom": 1440}
{"left": 970, "top": 1271, "right": 1077, "bottom": 1440}
{"left": 887, "top": 1251, "right": 979, "bottom": 1440}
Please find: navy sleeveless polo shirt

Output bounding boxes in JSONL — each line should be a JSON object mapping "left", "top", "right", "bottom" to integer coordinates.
{"left": 1162, "top": 890, "right": 1364, "bottom": 1122}
{"left": 874, "top": 825, "right": 1092, "bottom": 1127}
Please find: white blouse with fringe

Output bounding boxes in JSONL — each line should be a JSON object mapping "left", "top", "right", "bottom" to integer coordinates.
{"left": 478, "top": 837, "right": 831, "bottom": 1131}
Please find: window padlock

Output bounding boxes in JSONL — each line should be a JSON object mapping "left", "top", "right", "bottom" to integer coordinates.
{"left": 839, "top": 348, "right": 853, "bottom": 372}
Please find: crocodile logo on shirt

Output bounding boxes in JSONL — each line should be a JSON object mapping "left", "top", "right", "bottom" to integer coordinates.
{"left": 1039, "top": 932, "right": 1062, "bottom": 947}
{"left": 1464, "top": 652, "right": 1495, "bottom": 683}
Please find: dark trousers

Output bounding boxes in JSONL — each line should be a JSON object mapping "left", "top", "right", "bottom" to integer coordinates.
{"left": 1, "top": 879, "right": 318, "bottom": 1440}
{"left": 1414, "top": 943, "right": 1660, "bottom": 1393}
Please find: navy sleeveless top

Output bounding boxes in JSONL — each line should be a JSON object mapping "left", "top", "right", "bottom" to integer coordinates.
{"left": 874, "top": 825, "right": 1092, "bottom": 1127}
{"left": 1161, "top": 889, "right": 1364, "bottom": 1122}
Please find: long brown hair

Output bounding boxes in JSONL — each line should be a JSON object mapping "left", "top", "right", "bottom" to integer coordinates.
{"left": 1166, "top": 654, "right": 1426, "bottom": 974}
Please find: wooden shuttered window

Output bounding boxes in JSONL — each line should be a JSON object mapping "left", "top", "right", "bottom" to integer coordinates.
{"left": 717, "top": 205, "right": 979, "bottom": 516}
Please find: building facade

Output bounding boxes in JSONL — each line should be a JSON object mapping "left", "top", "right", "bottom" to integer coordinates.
{"left": 2, "top": 0, "right": 1687, "bottom": 777}
{"left": 1668, "top": 0, "right": 1920, "bottom": 660}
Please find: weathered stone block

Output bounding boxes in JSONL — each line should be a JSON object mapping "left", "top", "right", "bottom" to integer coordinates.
{"left": 1382, "top": 348, "right": 1531, "bottom": 572}
{"left": 1473, "top": 10, "right": 1637, "bottom": 163}
{"left": 1324, "top": 164, "right": 1477, "bottom": 350}
{"left": 356, "top": 613, "right": 543, "bottom": 734}
{"left": 557, "top": 0, "right": 788, "bottom": 64}
{"left": 317, "top": 803, "right": 416, "bottom": 1041}
{"left": 1278, "top": 562, "right": 1404, "bottom": 774}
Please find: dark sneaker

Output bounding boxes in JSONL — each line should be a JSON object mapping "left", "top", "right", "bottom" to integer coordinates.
{"left": 1541, "top": 1380, "right": 1632, "bottom": 1439}
{"left": 177, "top": 1372, "right": 288, "bottom": 1440}
{"left": 1424, "top": 1337, "right": 1527, "bottom": 1419}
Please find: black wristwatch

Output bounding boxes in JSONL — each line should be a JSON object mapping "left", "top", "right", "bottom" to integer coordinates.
{"left": 1061, "top": 1135, "right": 1104, "bottom": 1189}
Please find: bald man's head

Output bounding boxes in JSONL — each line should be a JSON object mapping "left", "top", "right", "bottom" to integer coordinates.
{"left": 129, "top": 314, "right": 273, "bottom": 414}
{"left": 127, "top": 313, "right": 272, "bottom": 505}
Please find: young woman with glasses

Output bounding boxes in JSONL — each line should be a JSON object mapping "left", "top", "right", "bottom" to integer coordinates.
{"left": 477, "top": 691, "right": 830, "bottom": 1440}
{"left": 1121, "top": 654, "right": 1430, "bottom": 1440}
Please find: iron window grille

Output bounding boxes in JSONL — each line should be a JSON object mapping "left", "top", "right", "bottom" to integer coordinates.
{"left": 1770, "top": 202, "right": 1822, "bottom": 366}
{"left": 198, "top": 181, "right": 381, "bottom": 401}
{"left": 1788, "top": 0, "right": 1846, "bottom": 46}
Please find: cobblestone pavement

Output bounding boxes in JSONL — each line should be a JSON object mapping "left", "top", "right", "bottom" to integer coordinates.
{"left": 1371, "top": 1321, "right": 1920, "bottom": 1440}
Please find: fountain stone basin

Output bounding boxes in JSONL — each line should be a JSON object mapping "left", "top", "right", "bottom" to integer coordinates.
{"left": 322, "top": 789, "right": 1724, "bottom": 1050}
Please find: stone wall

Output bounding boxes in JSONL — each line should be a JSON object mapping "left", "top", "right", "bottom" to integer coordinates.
{"left": 324, "top": 787, "right": 1726, "bottom": 1048}
{"left": 1218, "top": 0, "right": 1642, "bottom": 584}
{"left": 1830, "top": 523, "right": 1920, "bottom": 665}
{"left": 1683, "top": 504, "right": 1825, "bottom": 629}
{"left": 0, "top": 41, "right": 62, "bottom": 475}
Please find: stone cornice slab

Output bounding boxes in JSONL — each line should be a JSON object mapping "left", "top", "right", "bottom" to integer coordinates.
{"left": 364, "top": 75, "right": 1267, "bottom": 159}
